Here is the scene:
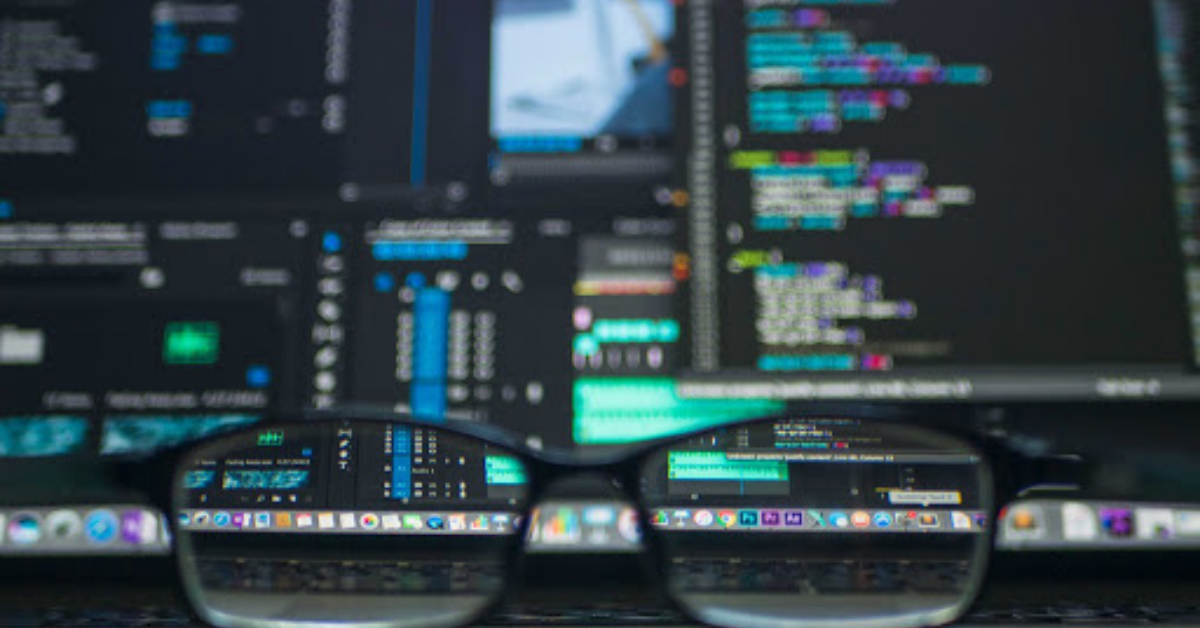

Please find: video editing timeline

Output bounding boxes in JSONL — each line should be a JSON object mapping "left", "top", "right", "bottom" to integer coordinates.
{"left": 330, "top": 214, "right": 778, "bottom": 448}
{"left": 0, "top": 0, "right": 488, "bottom": 206}
{"left": 487, "top": 0, "right": 676, "bottom": 187}
{"left": 0, "top": 219, "right": 316, "bottom": 457}
{"left": 681, "top": 0, "right": 1196, "bottom": 400}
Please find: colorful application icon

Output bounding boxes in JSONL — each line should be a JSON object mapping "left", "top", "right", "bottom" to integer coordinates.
{"left": 339, "top": 513, "right": 357, "bottom": 529}
{"left": 760, "top": 510, "right": 781, "bottom": 526}
{"left": 84, "top": 510, "right": 119, "bottom": 544}
{"left": 652, "top": 511, "right": 670, "bottom": 527}
{"left": 951, "top": 512, "right": 972, "bottom": 530}
{"left": 382, "top": 514, "right": 402, "bottom": 530}
{"left": 426, "top": 515, "right": 445, "bottom": 530}
{"left": 693, "top": 510, "right": 715, "bottom": 527}
{"left": 449, "top": 514, "right": 467, "bottom": 531}
{"left": 254, "top": 512, "right": 272, "bottom": 529}
{"left": 401, "top": 514, "right": 423, "bottom": 530}
{"left": 121, "top": 511, "right": 158, "bottom": 544}
{"left": 1099, "top": 507, "right": 1134, "bottom": 539}
{"left": 193, "top": 511, "right": 211, "bottom": 526}
{"left": 318, "top": 513, "right": 335, "bottom": 529}
{"left": 617, "top": 509, "right": 640, "bottom": 543}
{"left": 470, "top": 515, "right": 489, "bottom": 531}
{"left": 1006, "top": 504, "right": 1042, "bottom": 539}
{"left": 1061, "top": 503, "right": 1096, "bottom": 541}
{"left": 213, "top": 512, "right": 231, "bottom": 528}
{"left": 177, "top": 512, "right": 191, "bottom": 528}
{"left": 738, "top": 510, "right": 759, "bottom": 527}
{"left": 783, "top": 511, "right": 804, "bottom": 527}
{"left": 806, "top": 510, "right": 825, "bottom": 527}
{"left": 828, "top": 512, "right": 850, "bottom": 529}
{"left": 295, "top": 513, "right": 313, "bottom": 528}
{"left": 492, "top": 514, "right": 511, "bottom": 530}
{"left": 230, "top": 512, "right": 247, "bottom": 529}
{"left": 672, "top": 510, "right": 691, "bottom": 526}
{"left": 46, "top": 510, "right": 83, "bottom": 541}
{"left": 583, "top": 507, "right": 615, "bottom": 526}
{"left": 717, "top": 510, "right": 737, "bottom": 528}
{"left": 918, "top": 513, "right": 940, "bottom": 528}
{"left": 851, "top": 511, "right": 871, "bottom": 528}
{"left": 1135, "top": 508, "right": 1174, "bottom": 540}
{"left": 360, "top": 513, "right": 380, "bottom": 530}
{"left": 9, "top": 513, "right": 42, "bottom": 546}
{"left": 274, "top": 513, "right": 292, "bottom": 528}
{"left": 873, "top": 512, "right": 894, "bottom": 528}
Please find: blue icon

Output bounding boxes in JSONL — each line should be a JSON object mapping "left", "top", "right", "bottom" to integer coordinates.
{"left": 828, "top": 512, "right": 850, "bottom": 529}
{"left": 426, "top": 516, "right": 444, "bottom": 530}
{"left": 246, "top": 365, "right": 272, "bottom": 389}
{"left": 178, "top": 512, "right": 191, "bottom": 527}
{"left": 737, "top": 510, "right": 759, "bottom": 527}
{"left": 374, "top": 272, "right": 396, "bottom": 293}
{"left": 213, "top": 512, "right": 232, "bottom": 528}
{"left": 0, "top": 200, "right": 12, "bottom": 220}
{"left": 302, "top": 448, "right": 313, "bottom": 457}
{"left": 405, "top": 273, "right": 427, "bottom": 288}
{"left": 85, "top": 510, "right": 119, "bottom": 544}
{"left": 322, "top": 232, "right": 342, "bottom": 253}
{"left": 254, "top": 513, "right": 271, "bottom": 528}
{"left": 873, "top": 512, "right": 894, "bottom": 528}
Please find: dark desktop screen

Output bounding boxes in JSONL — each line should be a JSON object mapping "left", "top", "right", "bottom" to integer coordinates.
{"left": 0, "top": 0, "right": 1199, "bottom": 553}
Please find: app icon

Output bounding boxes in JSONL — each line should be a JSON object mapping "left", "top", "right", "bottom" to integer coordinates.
{"left": 851, "top": 511, "right": 871, "bottom": 528}
{"left": 295, "top": 513, "right": 313, "bottom": 528}
{"left": 46, "top": 510, "right": 83, "bottom": 541}
{"left": 873, "top": 512, "right": 894, "bottom": 528}
{"left": 693, "top": 510, "right": 715, "bottom": 527}
{"left": 1006, "top": 504, "right": 1042, "bottom": 537}
{"left": 447, "top": 514, "right": 466, "bottom": 531}
{"left": 274, "top": 513, "right": 292, "bottom": 528}
{"left": 401, "top": 514, "right": 423, "bottom": 530}
{"left": 470, "top": 515, "right": 489, "bottom": 531}
{"left": 426, "top": 515, "right": 445, "bottom": 530}
{"left": 1062, "top": 503, "right": 1096, "bottom": 541}
{"left": 492, "top": 514, "right": 511, "bottom": 530}
{"left": 738, "top": 510, "right": 759, "bottom": 527}
{"left": 382, "top": 514, "right": 402, "bottom": 530}
{"left": 806, "top": 510, "right": 825, "bottom": 528}
{"left": 973, "top": 513, "right": 988, "bottom": 529}
{"left": 583, "top": 507, "right": 615, "bottom": 526}
{"left": 1135, "top": 508, "right": 1173, "bottom": 540}
{"left": 652, "top": 511, "right": 670, "bottom": 527}
{"left": 339, "top": 513, "right": 357, "bottom": 529}
{"left": 783, "top": 511, "right": 804, "bottom": 527}
{"left": 254, "top": 513, "right": 272, "bottom": 529}
{"left": 214, "top": 512, "right": 232, "bottom": 528}
{"left": 84, "top": 510, "right": 119, "bottom": 544}
{"left": 829, "top": 512, "right": 850, "bottom": 528}
{"left": 1099, "top": 507, "right": 1134, "bottom": 539}
{"left": 951, "top": 512, "right": 972, "bottom": 530}
{"left": 230, "top": 513, "right": 247, "bottom": 529}
{"left": 121, "top": 511, "right": 158, "bottom": 544}
{"left": 9, "top": 513, "right": 42, "bottom": 546}
{"left": 193, "top": 511, "right": 211, "bottom": 526}
{"left": 318, "top": 513, "right": 335, "bottom": 529}
{"left": 918, "top": 513, "right": 940, "bottom": 528}
{"left": 672, "top": 510, "right": 691, "bottom": 526}
{"left": 177, "top": 512, "right": 191, "bottom": 528}
{"left": 760, "top": 510, "right": 781, "bottom": 526}
{"left": 617, "top": 509, "right": 640, "bottom": 543}
{"left": 1177, "top": 510, "right": 1200, "bottom": 536}
{"left": 360, "top": 513, "right": 380, "bottom": 530}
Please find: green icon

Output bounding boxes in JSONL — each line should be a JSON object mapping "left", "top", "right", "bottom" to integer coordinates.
{"left": 163, "top": 322, "right": 220, "bottom": 365}
{"left": 257, "top": 431, "right": 285, "bottom": 447}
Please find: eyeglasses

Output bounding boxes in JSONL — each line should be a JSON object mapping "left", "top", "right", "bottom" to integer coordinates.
{"left": 151, "top": 409, "right": 1012, "bottom": 628}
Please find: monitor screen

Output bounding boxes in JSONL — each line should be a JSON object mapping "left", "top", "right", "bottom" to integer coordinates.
{"left": 1, "top": 0, "right": 1199, "bottom": 556}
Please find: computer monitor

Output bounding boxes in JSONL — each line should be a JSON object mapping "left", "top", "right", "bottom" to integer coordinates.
{"left": 1, "top": 0, "right": 1199, "bottom": 556}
